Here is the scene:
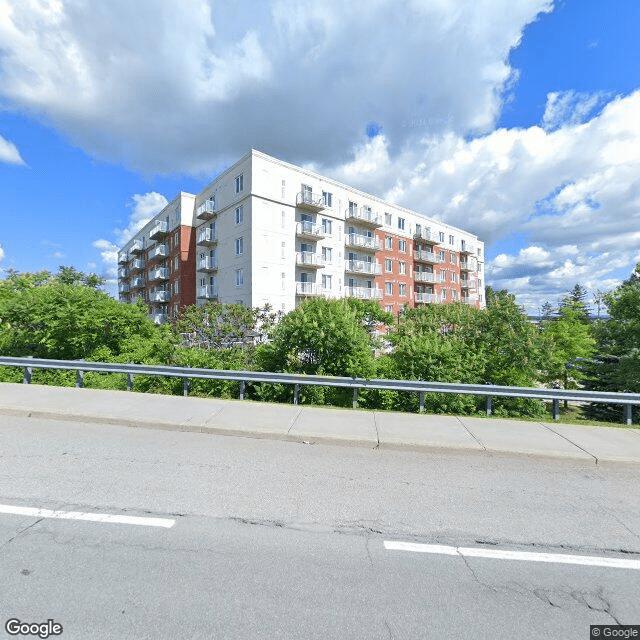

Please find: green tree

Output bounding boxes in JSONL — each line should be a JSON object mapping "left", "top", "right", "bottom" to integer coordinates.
{"left": 560, "top": 283, "right": 591, "bottom": 323}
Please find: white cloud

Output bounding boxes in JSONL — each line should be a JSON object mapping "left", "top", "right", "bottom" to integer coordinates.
{"left": 0, "top": 134, "right": 26, "bottom": 165}
{"left": 542, "top": 90, "right": 609, "bottom": 131}
{"left": 0, "top": 0, "right": 551, "bottom": 173}
{"left": 114, "top": 192, "right": 168, "bottom": 245}
{"left": 0, "top": 243, "right": 5, "bottom": 263}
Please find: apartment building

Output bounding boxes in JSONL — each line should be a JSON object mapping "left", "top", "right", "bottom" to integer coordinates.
{"left": 117, "top": 150, "right": 484, "bottom": 322}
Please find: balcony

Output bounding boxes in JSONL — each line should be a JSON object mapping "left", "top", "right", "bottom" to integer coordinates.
{"left": 197, "top": 285, "right": 218, "bottom": 299}
{"left": 346, "top": 286, "right": 383, "bottom": 300}
{"left": 196, "top": 200, "right": 216, "bottom": 220}
{"left": 459, "top": 258, "right": 476, "bottom": 271}
{"left": 130, "top": 258, "right": 145, "bottom": 272}
{"left": 463, "top": 294, "right": 479, "bottom": 305}
{"left": 345, "top": 207, "right": 382, "bottom": 228}
{"left": 460, "top": 277, "right": 477, "bottom": 289}
{"left": 149, "top": 220, "right": 169, "bottom": 240}
{"left": 118, "top": 252, "right": 129, "bottom": 265}
{"left": 148, "top": 267, "right": 170, "bottom": 282}
{"left": 148, "top": 244, "right": 167, "bottom": 260}
{"left": 131, "top": 277, "right": 144, "bottom": 289}
{"left": 118, "top": 283, "right": 130, "bottom": 293}
{"left": 198, "top": 256, "right": 217, "bottom": 272}
{"left": 460, "top": 242, "right": 476, "bottom": 255}
{"left": 345, "top": 260, "right": 381, "bottom": 275}
{"left": 196, "top": 227, "right": 217, "bottom": 246}
{"left": 149, "top": 313, "right": 168, "bottom": 324}
{"left": 130, "top": 239, "right": 143, "bottom": 254}
{"left": 414, "top": 271, "right": 437, "bottom": 284}
{"left": 414, "top": 229, "right": 439, "bottom": 243}
{"left": 296, "top": 252, "right": 325, "bottom": 268}
{"left": 118, "top": 267, "right": 129, "bottom": 279}
{"left": 414, "top": 249, "right": 443, "bottom": 264}
{"left": 295, "top": 221, "right": 326, "bottom": 240}
{"left": 150, "top": 290, "right": 170, "bottom": 303}
{"left": 296, "top": 191, "right": 326, "bottom": 212}
{"left": 415, "top": 292, "right": 437, "bottom": 304}
{"left": 296, "top": 282, "right": 325, "bottom": 296}
{"left": 345, "top": 234, "right": 381, "bottom": 251}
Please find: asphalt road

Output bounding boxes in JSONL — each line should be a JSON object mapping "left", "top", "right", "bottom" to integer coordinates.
{"left": 0, "top": 414, "right": 638, "bottom": 639}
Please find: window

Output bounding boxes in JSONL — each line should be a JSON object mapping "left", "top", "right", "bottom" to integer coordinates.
{"left": 439, "top": 271, "right": 446, "bottom": 282}
{"left": 399, "top": 261, "right": 406, "bottom": 275}
{"left": 235, "top": 269, "right": 244, "bottom": 287}
{"left": 235, "top": 174, "right": 244, "bottom": 193}
{"left": 281, "top": 211, "right": 286, "bottom": 228}
{"left": 450, "top": 252, "right": 457, "bottom": 265}
{"left": 452, "top": 290, "right": 459, "bottom": 301}
{"left": 399, "top": 239, "right": 407, "bottom": 252}
{"left": 385, "top": 282, "right": 393, "bottom": 296}
{"left": 385, "top": 212, "right": 392, "bottom": 226}
{"left": 398, "top": 217, "right": 405, "bottom": 231}
{"left": 385, "top": 236, "right": 393, "bottom": 250}
{"left": 200, "top": 278, "right": 206, "bottom": 287}
{"left": 441, "top": 289, "right": 447, "bottom": 301}
{"left": 174, "top": 231, "right": 179, "bottom": 244}
{"left": 322, "top": 191, "right": 333, "bottom": 207}
{"left": 438, "top": 250, "right": 445, "bottom": 261}
{"left": 281, "top": 180, "right": 286, "bottom": 199}
{"left": 175, "top": 280, "right": 180, "bottom": 294}
{"left": 235, "top": 237, "right": 244, "bottom": 255}
{"left": 322, "top": 246, "right": 332, "bottom": 263}
{"left": 235, "top": 206, "right": 243, "bottom": 224}
{"left": 385, "top": 305, "right": 393, "bottom": 313}
{"left": 322, "top": 274, "right": 332, "bottom": 289}
{"left": 174, "top": 256, "right": 179, "bottom": 270}
{"left": 322, "top": 218, "right": 332, "bottom": 235}
{"left": 348, "top": 201, "right": 358, "bottom": 215}
{"left": 281, "top": 241, "right": 286, "bottom": 259}
{"left": 385, "top": 259, "right": 393, "bottom": 272}
{"left": 281, "top": 272, "right": 286, "bottom": 291}
{"left": 439, "top": 231, "right": 445, "bottom": 242}
{"left": 451, "top": 272, "right": 457, "bottom": 283}
{"left": 399, "top": 283, "right": 406, "bottom": 296}
{"left": 449, "top": 234, "right": 455, "bottom": 245}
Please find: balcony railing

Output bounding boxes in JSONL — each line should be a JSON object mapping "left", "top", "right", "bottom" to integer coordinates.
{"left": 149, "top": 313, "right": 168, "bottom": 324}
{"left": 149, "top": 221, "right": 169, "bottom": 240}
{"left": 345, "top": 207, "right": 382, "bottom": 227}
{"left": 131, "top": 277, "right": 144, "bottom": 289}
{"left": 462, "top": 294, "right": 479, "bottom": 305}
{"left": 296, "top": 191, "right": 326, "bottom": 212}
{"left": 197, "top": 228, "right": 217, "bottom": 246}
{"left": 295, "top": 252, "right": 325, "bottom": 268}
{"left": 414, "top": 271, "right": 437, "bottom": 283}
{"left": 130, "top": 240, "right": 143, "bottom": 254}
{"left": 413, "top": 229, "right": 439, "bottom": 243}
{"left": 130, "top": 258, "right": 145, "bottom": 271}
{"left": 198, "top": 256, "right": 217, "bottom": 272}
{"left": 414, "top": 249, "right": 444, "bottom": 264}
{"left": 415, "top": 292, "right": 437, "bottom": 304}
{"left": 118, "top": 253, "right": 129, "bottom": 265}
{"left": 148, "top": 244, "right": 167, "bottom": 260}
{"left": 196, "top": 200, "right": 216, "bottom": 220}
{"left": 148, "top": 267, "right": 170, "bottom": 282}
{"left": 295, "top": 282, "right": 325, "bottom": 296}
{"left": 344, "top": 260, "right": 381, "bottom": 275}
{"left": 460, "top": 278, "right": 477, "bottom": 289}
{"left": 345, "top": 234, "right": 381, "bottom": 251}
{"left": 346, "top": 286, "right": 383, "bottom": 300}
{"left": 295, "top": 221, "right": 326, "bottom": 239}
{"left": 459, "top": 258, "right": 477, "bottom": 271}
{"left": 460, "top": 243, "right": 476, "bottom": 255}
{"left": 118, "top": 283, "right": 130, "bottom": 293}
{"left": 150, "top": 290, "right": 170, "bottom": 303}
{"left": 118, "top": 267, "right": 129, "bottom": 279}
{"left": 198, "top": 285, "right": 218, "bottom": 299}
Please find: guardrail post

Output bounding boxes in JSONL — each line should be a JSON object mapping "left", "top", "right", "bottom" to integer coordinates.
{"left": 624, "top": 404, "right": 632, "bottom": 426}
{"left": 352, "top": 387, "right": 358, "bottom": 409}
{"left": 76, "top": 361, "right": 84, "bottom": 388}
{"left": 552, "top": 399, "right": 560, "bottom": 421}
{"left": 239, "top": 381, "right": 246, "bottom": 400}
{"left": 293, "top": 383, "right": 300, "bottom": 405}
{"left": 127, "top": 364, "right": 134, "bottom": 392}
{"left": 183, "top": 378, "right": 189, "bottom": 397}
{"left": 419, "top": 391, "right": 425, "bottom": 413}
{"left": 23, "top": 355, "right": 33, "bottom": 384}
{"left": 486, "top": 395, "right": 492, "bottom": 417}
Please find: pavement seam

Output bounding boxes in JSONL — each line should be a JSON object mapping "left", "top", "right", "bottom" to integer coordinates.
{"left": 372, "top": 412, "right": 380, "bottom": 448}
{"left": 538, "top": 422, "right": 599, "bottom": 465}
{"left": 286, "top": 407, "right": 304, "bottom": 435}
{"left": 455, "top": 417, "right": 486, "bottom": 451}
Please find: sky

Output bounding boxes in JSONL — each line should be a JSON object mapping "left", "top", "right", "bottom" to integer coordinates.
{"left": 0, "top": 0, "right": 639, "bottom": 314}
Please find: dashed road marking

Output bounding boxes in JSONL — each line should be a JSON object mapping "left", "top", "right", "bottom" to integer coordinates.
{"left": 384, "top": 540, "right": 640, "bottom": 570}
{"left": 0, "top": 504, "right": 175, "bottom": 528}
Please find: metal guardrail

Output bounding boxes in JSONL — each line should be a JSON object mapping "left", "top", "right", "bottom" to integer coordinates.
{"left": 1, "top": 356, "right": 638, "bottom": 424}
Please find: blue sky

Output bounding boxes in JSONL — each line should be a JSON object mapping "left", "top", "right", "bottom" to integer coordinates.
{"left": 1, "top": 0, "right": 639, "bottom": 313}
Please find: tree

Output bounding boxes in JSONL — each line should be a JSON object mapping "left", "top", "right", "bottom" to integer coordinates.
{"left": 560, "top": 283, "right": 590, "bottom": 323}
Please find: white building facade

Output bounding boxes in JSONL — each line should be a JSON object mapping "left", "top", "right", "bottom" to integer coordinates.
{"left": 118, "top": 149, "right": 485, "bottom": 320}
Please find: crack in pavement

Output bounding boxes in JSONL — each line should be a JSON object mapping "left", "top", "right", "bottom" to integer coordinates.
{"left": 1, "top": 518, "right": 43, "bottom": 547}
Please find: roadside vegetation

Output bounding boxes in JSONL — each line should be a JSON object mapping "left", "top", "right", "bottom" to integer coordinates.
{"left": 1, "top": 264, "right": 639, "bottom": 423}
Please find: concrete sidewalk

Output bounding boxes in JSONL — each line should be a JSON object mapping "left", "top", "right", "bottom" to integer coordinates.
{"left": 1, "top": 382, "right": 639, "bottom": 464}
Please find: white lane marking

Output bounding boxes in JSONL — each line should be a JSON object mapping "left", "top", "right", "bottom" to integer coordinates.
{"left": 384, "top": 541, "right": 640, "bottom": 570}
{"left": 0, "top": 504, "right": 175, "bottom": 528}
